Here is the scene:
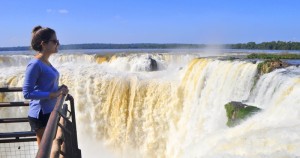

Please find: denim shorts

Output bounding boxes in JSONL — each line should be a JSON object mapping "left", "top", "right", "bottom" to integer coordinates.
{"left": 28, "top": 111, "right": 51, "bottom": 132}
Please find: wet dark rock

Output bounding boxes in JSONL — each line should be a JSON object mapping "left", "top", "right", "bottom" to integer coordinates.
{"left": 149, "top": 57, "right": 158, "bottom": 71}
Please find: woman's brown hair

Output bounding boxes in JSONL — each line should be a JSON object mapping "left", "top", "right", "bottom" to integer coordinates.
{"left": 31, "top": 26, "right": 56, "bottom": 51}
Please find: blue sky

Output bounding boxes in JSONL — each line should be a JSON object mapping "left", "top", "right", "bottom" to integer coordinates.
{"left": 1, "top": 0, "right": 300, "bottom": 47}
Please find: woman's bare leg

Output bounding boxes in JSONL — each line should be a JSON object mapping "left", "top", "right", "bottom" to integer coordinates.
{"left": 36, "top": 128, "right": 45, "bottom": 146}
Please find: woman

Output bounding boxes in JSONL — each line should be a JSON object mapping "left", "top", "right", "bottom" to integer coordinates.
{"left": 23, "top": 25, "right": 69, "bottom": 146}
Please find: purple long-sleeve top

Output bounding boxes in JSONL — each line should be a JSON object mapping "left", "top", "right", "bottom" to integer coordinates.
{"left": 23, "top": 58, "right": 59, "bottom": 118}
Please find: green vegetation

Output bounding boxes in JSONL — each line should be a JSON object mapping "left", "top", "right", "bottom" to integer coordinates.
{"left": 225, "top": 102, "right": 261, "bottom": 127}
{"left": 247, "top": 53, "right": 300, "bottom": 59}
{"left": 228, "top": 41, "right": 300, "bottom": 50}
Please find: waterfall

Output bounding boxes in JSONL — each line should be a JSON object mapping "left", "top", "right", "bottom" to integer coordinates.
{"left": 0, "top": 53, "right": 299, "bottom": 157}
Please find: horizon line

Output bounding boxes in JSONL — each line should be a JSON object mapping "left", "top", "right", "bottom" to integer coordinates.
{"left": 1, "top": 41, "right": 300, "bottom": 48}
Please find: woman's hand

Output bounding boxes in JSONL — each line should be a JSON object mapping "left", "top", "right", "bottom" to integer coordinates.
{"left": 49, "top": 85, "right": 69, "bottom": 98}
{"left": 59, "top": 86, "right": 69, "bottom": 95}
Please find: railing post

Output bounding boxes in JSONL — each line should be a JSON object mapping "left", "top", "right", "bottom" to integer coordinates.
{"left": 50, "top": 104, "right": 68, "bottom": 158}
{"left": 66, "top": 94, "right": 81, "bottom": 158}
{"left": 36, "top": 94, "right": 67, "bottom": 158}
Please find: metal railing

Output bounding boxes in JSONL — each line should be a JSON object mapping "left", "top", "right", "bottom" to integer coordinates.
{"left": 0, "top": 87, "right": 35, "bottom": 144}
{"left": 0, "top": 87, "right": 81, "bottom": 158}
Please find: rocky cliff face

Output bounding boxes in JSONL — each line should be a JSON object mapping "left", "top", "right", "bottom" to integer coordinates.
{"left": 225, "top": 101, "right": 261, "bottom": 127}
{"left": 257, "top": 59, "right": 289, "bottom": 75}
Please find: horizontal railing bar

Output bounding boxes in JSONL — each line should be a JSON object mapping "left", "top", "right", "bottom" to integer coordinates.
{"left": 0, "top": 138, "right": 37, "bottom": 143}
{"left": 0, "top": 87, "right": 22, "bottom": 92}
{"left": 0, "top": 131, "right": 36, "bottom": 138}
{"left": 0, "top": 117, "right": 29, "bottom": 123}
{"left": 0, "top": 102, "right": 29, "bottom": 107}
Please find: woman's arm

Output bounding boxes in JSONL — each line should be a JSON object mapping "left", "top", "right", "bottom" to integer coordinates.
{"left": 23, "top": 63, "right": 50, "bottom": 99}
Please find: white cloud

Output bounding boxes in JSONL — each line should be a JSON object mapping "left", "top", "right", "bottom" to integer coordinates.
{"left": 46, "top": 9, "right": 69, "bottom": 14}
{"left": 46, "top": 9, "right": 54, "bottom": 13}
{"left": 58, "top": 9, "right": 69, "bottom": 14}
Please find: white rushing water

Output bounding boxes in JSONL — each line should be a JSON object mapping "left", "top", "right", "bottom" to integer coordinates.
{"left": 0, "top": 51, "right": 299, "bottom": 158}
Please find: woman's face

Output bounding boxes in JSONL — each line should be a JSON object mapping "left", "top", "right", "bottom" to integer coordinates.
{"left": 43, "top": 33, "right": 59, "bottom": 54}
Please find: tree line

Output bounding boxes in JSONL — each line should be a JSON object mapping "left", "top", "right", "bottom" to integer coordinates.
{"left": 1, "top": 41, "right": 300, "bottom": 51}
{"left": 0, "top": 44, "right": 205, "bottom": 51}
{"left": 227, "top": 41, "right": 300, "bottom": 50}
